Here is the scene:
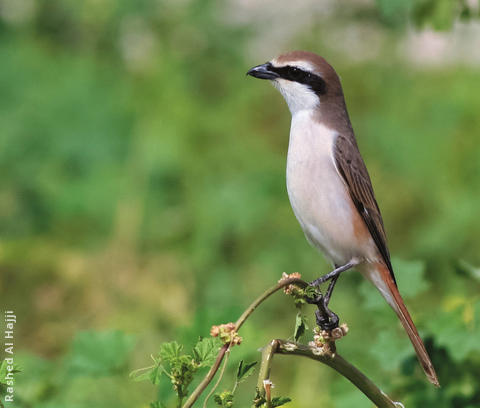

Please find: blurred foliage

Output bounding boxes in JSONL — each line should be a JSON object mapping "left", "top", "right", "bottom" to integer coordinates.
{"left": 0, "top": 0, "right": 479, "bottom": 407}
{"left": 375, "top": 0, "right": 480, "bottom": 29}
{"left": 131, "top": 338, "right": 221, "bottom": 407}
{"left": 3, "top": 330, "right": 135, "bottom": 407}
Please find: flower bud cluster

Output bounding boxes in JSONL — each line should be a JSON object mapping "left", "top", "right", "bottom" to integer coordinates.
{"left": 210, "top": 322, "right": 242, "bottom": 346}
{"left": 308, "top": 323, "right": 349, "bottom": 356}
{"left": 279, "top": 272, "right": 302, "bottom": 295}
{"left": 312, "top": 323, "right": 349, "bottom": 344}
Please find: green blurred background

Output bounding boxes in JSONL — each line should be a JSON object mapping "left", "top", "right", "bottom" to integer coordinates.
{"left": 0, "top": 0, "right": 479, "bottom": 407}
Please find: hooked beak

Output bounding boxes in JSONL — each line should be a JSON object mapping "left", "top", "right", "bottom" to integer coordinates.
{"left": 246, "top": 63, "right": 280, "bottom": 80}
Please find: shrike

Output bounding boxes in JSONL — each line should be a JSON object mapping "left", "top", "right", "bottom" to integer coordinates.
{"left": 247, "top": 51, "right": 439, "bottom": 386}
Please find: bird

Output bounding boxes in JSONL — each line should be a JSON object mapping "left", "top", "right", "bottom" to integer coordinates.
{"left": 246, "top": 50, "right": 439, "bottom": 387}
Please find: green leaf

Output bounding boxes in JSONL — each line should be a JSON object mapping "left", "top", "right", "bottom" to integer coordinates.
{"left": 159, "top": 341, "right": 183, "bottom": 364}
{"left": 149, "top": 365, "right": 164, "bottom": 385}
{"left": 271, "top": 396, "right": 291, "bottom": 407}
{"left": 129, "top": 366, "right": 156, "bottom": 382}
{"left": 155, "top": 342, "right": 198, "bottom": 398}
{"left": 294, "top": 312, "right": 307, "bottom": 341}
{"left": 193, "top": 337, "right": 220, "bottom": 367}
{"left": 236, "top": 360, "right": 257, "bottom": 383}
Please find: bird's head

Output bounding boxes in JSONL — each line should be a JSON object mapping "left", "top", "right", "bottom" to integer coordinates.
{"left": 247, "top": 51, "right": 343, "bottom": 115}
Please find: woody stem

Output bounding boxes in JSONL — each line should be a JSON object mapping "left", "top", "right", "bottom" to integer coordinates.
{"left": 182, "top": 277, "right": 308, "bottom": 408}
{"left": 257, "top": 339, "right": 400, "bottom": 408}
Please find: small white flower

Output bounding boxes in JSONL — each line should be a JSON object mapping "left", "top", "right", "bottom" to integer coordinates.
{"left": 283, "top": 342, "right": 297, "bottom": 351}
{"left": 310, "top": 346, "right": 325, "bottom": 356}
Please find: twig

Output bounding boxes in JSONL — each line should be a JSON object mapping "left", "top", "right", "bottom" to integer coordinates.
{"left": 235, "top": 277, "right": 307, "bottom": 331}
{"left": 268, "top": 339, "right": 400, "bottom": 408}
{"left": 183, "top": 276, "right": 401, "bottom": 408}
{"left": 202, "top": 346, "right": 231, "bottom": 408}
{"left": 183, "top": 343, "right": 229, "bottom": 408}
{"left": 256, "top": 340, "right": 278, "bottom": 394}
{"left": 182, "top": 277, "right": 306, "bottom": 408}
{"left": 256, "top": 340, "right": 279, "bottom": 408}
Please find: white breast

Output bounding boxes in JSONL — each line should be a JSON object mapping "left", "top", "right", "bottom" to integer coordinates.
{"left": 286, "top": 111, "right": 370, "bottom": 265}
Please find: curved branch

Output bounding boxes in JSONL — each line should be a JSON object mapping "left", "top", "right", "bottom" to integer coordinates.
{"left": 182, "top": 277, "right": 307, "bottom": 408}
{"left": 183, "top": 277, "right": 401, "bottom": 408}
{"left": 235, "top": 277, "right": 307, "bottom": 330}
{"left": 182, "top": 343, "right": 229, "bottom": 408}
{"left": 270, "top": 339, "right": 400, "bottom": 408}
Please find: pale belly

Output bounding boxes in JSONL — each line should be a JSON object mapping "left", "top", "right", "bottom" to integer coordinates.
{"left": 286, "top": 112, "right": 376, "bottom": 265}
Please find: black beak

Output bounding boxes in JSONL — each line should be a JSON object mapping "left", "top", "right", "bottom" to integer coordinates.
{"left": 246, "top": 63, "right": 279, "bottom": 80}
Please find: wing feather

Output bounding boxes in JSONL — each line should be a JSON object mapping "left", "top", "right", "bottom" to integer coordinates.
{"left": 333, "top": 134, "right": 396, "bottom": 284}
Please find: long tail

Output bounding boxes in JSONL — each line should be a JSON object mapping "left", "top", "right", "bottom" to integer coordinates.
{"left": 364, "top": 263, "right": 440, "bottom": 387}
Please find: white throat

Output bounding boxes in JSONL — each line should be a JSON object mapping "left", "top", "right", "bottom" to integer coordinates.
{"left": 272, "top": 79, "right": 319, "bottom": 116}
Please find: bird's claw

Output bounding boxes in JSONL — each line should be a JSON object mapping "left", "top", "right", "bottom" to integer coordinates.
{"left": 306, "top": 291, "right": 340, "bottom": 330}
{"left": 316, "top": 308, "right": 339, "bottom": 330}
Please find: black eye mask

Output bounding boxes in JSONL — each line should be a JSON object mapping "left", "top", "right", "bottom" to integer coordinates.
{"left": 267, "top": 63, "right": 327, "bottom": 95}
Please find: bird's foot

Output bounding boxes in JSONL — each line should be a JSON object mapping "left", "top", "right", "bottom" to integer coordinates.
{"left": 316, "top": 296, "right": 340, "bottom": 330}
{"left": 306, "top": 292, "right": 340, "bottom": 330}
{"left": 307, "top": 261, "right": 359, "bottom": 331}
{"left": 316, "top": 306, "right": 339, "bottom": 330}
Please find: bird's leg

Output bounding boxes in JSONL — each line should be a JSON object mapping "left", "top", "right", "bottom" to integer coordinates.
{"left": 309, "top": 260, "right": 357, "bottom": 287}
{"left": 305, "top": 280, "right": 339, "bottom": 330}
{"left": 308, "top": 260, "right": 359, "bottom": 330}
{"left": 324, "top": 275, "right": 339, "bottom": 306}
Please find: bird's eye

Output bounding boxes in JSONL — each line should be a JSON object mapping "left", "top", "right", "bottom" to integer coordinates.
{"left": 288, "top": 66, "right": 310, "bottom": 82}
{"left": 290, "top": 67, "right": 302, "bottom": 78}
